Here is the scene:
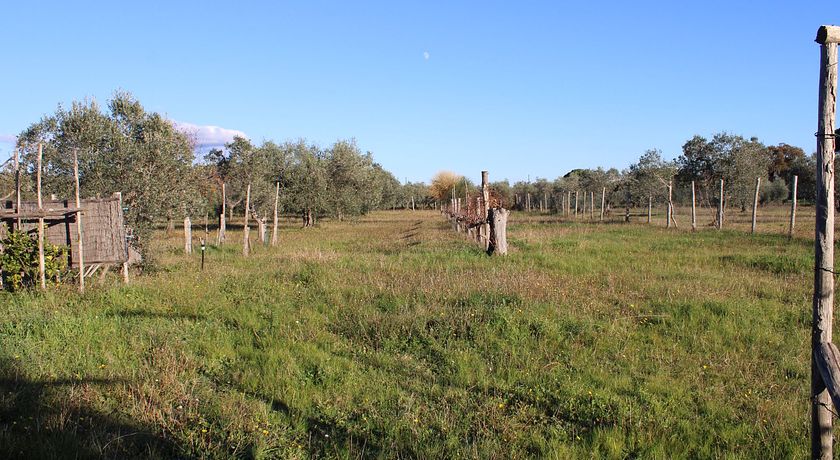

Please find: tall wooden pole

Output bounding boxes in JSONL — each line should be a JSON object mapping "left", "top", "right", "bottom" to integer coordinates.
{"left": 73, "top": 149, "right": 85, "bottom": 293}
{"left": 718, "top": 179, "right": 724, "bottom": 230}
{"left": 691, "top": 181, "right": 697, "bottom": 232}
{"left": 14, "top": 148, "right": 21, "bottom": 230}
{"left": 590, "top": 191, "right": 594, "bottom": 220}
{"left": 36, "top": 144, "right": 46, "bottom": 290}
{"left": 184, "top": 215, "right": 192, "bottom": 254}
{"left": 243, "top": 184, "right": 251, "bottom": 257}
{"left": 666, "top": 182, "right": 673, "bottom": 229}
{"left": 271, "top": 181, "right": 280, "bottom": 246}
{"left": 751, "top": 177, "right": 760, "bottom": 234}
{"left": 600, "top": 187, "right": 605, "bottom": 222}
{"left": 481, "top": 171, "right": 490, "bottom": 250}
{"left": 789, "top": 175, "right": 798, "bottom": 239}
{"left": 647, "top": 196, "right": 652, "bottom": 224}
{"left": 574, "top": 191, "right": 578, "bottom": 217}
{"left": 117, "top": 192, "right": 129, "bottom": 284}
{"left": 219, "top": 182, "right": 226, "bottom": 244}
{"left": 812, "top": 26, "right": 838, "bottom": 460}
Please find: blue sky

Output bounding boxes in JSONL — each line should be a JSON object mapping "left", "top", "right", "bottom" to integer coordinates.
{"left": 0, "top": 1, "right": 836, "bottom": 183}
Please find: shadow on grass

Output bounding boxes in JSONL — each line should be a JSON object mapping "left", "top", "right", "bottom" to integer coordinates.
{"left": 0, "top": 358, "right": 187, "bottom": 460}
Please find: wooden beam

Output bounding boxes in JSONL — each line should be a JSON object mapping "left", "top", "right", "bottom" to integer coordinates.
{"left": 816, "top": 25, "right": 840, "bottom": 44}
{"left": 73, "top": 149, "right": 85, "bottom": 293}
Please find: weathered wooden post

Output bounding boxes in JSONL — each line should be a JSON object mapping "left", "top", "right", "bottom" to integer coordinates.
{"left": 184, "top": 216, "right": 192, "bottom": 254}
{"left": 751, "top": 177, "right": 761, "bottom": 234}
{"left": 14, "top": 148, "right": 21, "bottom": 230}
{"left": 811, "top": 25, "right": 838, "bottom": 459}
{"left": 789, "top": 175, "right": 798, "bottom": 238}
{"left": 590, "top": 191, "right": 594, "bottom": 220}
{"left": 481, "top": 171, "right": 490, "bottom": 250}
{"left": 218, "top": 182, "right": 227, "bottom": 244}
{"left": 574, "top": 191, "right": 579, "bottom": 217}
{"left": 487, "top": 207, "right": 508, "bottom": 255}
{"left": 600, "top": 187, "right": 606, "bottom": 222}
{"left": 243, "top": 184, "right": 251, "bottom": 257}
{"left": 271, "top": 181, "right": 280, "bottom": 246}
{"left": 566, "top": 190, "right": 571, "bottom": 216}
{"left": 666, "top": 181, "right": 673, "bottom": 229}
{"left": 647, "top": 196, "right": 652, "bottom": 224}
{"left": 36, "top": 143, "right": 46, "bottom": 290}
{"left": 73, "top": 149, "right": 85, "bottom": 293}
{"left": 116, "top": 192, "right": 129, "bottom": 284}
{"left": 691, "top": 181, "right": 697, "bottom": 232}
{"left": 717, "top": 179, "right": 724, "bottom": 230}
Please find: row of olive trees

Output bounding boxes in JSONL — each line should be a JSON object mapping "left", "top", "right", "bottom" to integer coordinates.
{"left": 495, "top": 132, "right": 822, "bottom": 214}
{"left": 5, "top": 92, "right": 406, "bottom": 263}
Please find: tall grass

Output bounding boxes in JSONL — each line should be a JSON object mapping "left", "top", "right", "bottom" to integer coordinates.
{"left": 0, "top": 209, "right": 820, "bottom": 458}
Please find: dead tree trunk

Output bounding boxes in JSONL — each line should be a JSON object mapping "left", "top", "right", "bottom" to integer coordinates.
{"left": 487, "top": 208, "right": 508, "bottom": 256}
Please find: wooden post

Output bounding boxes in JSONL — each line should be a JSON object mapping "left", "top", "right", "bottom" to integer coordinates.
{"left": 718, "top": 179, "right": 724, "bottom": 230}
{"left": 73, "top": 149, "right": 85, "bottom": 293}
{"left": 812, "top": 25, "right": 838, "bottom": 459}
{"left": 666, "top": 181, "right": 673, "bottom": 229}
{"left": 14, "top": 148, "right": 21, "bottom": 230}
{"left": 481, "top": 171, "right": 490, "bottom": 250}
{"left": 789, "top": 175, "right": 798, "bottom": 239}
{"left": 36, "top": 144, "right": 46, "bottom": 290}
{"left": 184, "top": 215, "right": 192, "bottom": 254}
{"left": 243, "top": 184, "right": 251, "bottom": 257}
{"left": 647, "top": 196, "right": 652, "bottom": 224}
{"left": 566, "top": 191, "right": 571, "bottom": 216}
{"left": 117, "top": 192, "right": 129, "bottom": 284}
{"left": 691, "top": 181, "right": 697, "bottom": 232}
{"left": 526, "top": 192, "right": 531, "bottom": 212}
{"left": 574, "top": 191, "right": 578, "bottom": 217}
{"left": 487, "top": 208, "right": 509, "bottom": 255}
{"left": 271, "top": 181, "right": 280, "bottom": 246}
{"left": 219, "top": 182, "right": 226, "bottom": 244}
{"left": 751, "top": 177, "right": 760, "bottom": 234}
{"left": 600, "top": 187, "right": 606, "bottom": 222}
{"left": 590, "top": 191, "right": 594, "bottom": 220}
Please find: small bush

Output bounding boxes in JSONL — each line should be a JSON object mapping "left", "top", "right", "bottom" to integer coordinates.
{"left": 0, "top": 230, "right": 69, "bottom": 291}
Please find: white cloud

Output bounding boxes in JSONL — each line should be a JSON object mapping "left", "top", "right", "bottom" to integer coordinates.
{"left": 0, "top": 134, "right": 16, "bottom": 144}
{"left": 173, "top": 121, "right": 247, "bottom": 148}
{"left": 423, "top": 51, "right": 430, "bottom": 61}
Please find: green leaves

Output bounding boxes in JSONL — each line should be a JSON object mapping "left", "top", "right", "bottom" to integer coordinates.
{"left": 0, "top": 230, "right": 69, "bottom": 291}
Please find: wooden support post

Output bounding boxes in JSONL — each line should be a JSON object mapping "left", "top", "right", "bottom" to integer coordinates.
{"left": 219, "top": 182, "right": 226, "bottom": 244}
{"left": 566, "top": 191, "right": 571, "bottom": 216}
{"left": 36, "top": 144, "right": 46, "bottom": 290}
{"left": 590, "top": 191, "right": 594, "bottom": 220}
{"left": 789, "top": 175, "right": 798, "bottom": 239}
{"left": 487, "top": 207, "right": 509, "bottom": 255}
{"left": 481, "top": 171, "right": 490, "bottom": 250}
{"left": 243, "top": 184, "right": 251, "bottom": 257}
{"left": 14, "top": 148, "right": 21, "bottom": 230}
{"left": 647, "top": 196, "right": 652, "bottom": 224}
{"left": 751, "top": 177, "right": 760, "bottom": 234}
{"left": 272, "top": 181, "right": 280, "bottom": 246}
{"left": 600, "top": 187, "right": 606, "bottom": 222}
{"left": 184, "top": 216, "right": 192, "bottom": 254}
{"left": 812, "top": 26, "right": 838, "bottom": 459}
{"left": 718, "top": 179, "right": 724, "bottom": 230}
{"left": 666, "top": 181, "right": 673, "bottom": 229}
{"left": 691, "top": 181, "right": 697, "bottom": 232}
{"left": 73, "top": 149, "right": 85, "bottom": 293}
{"left": 117, "top": 192, "right": 129, "bottom": 284}
{"left": 574, "top": 191, "right": 578, "bottom": 217}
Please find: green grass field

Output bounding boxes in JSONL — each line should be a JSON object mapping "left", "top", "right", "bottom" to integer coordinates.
{"left": 0, "top": 208, "right": 824, "bottom": 458}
